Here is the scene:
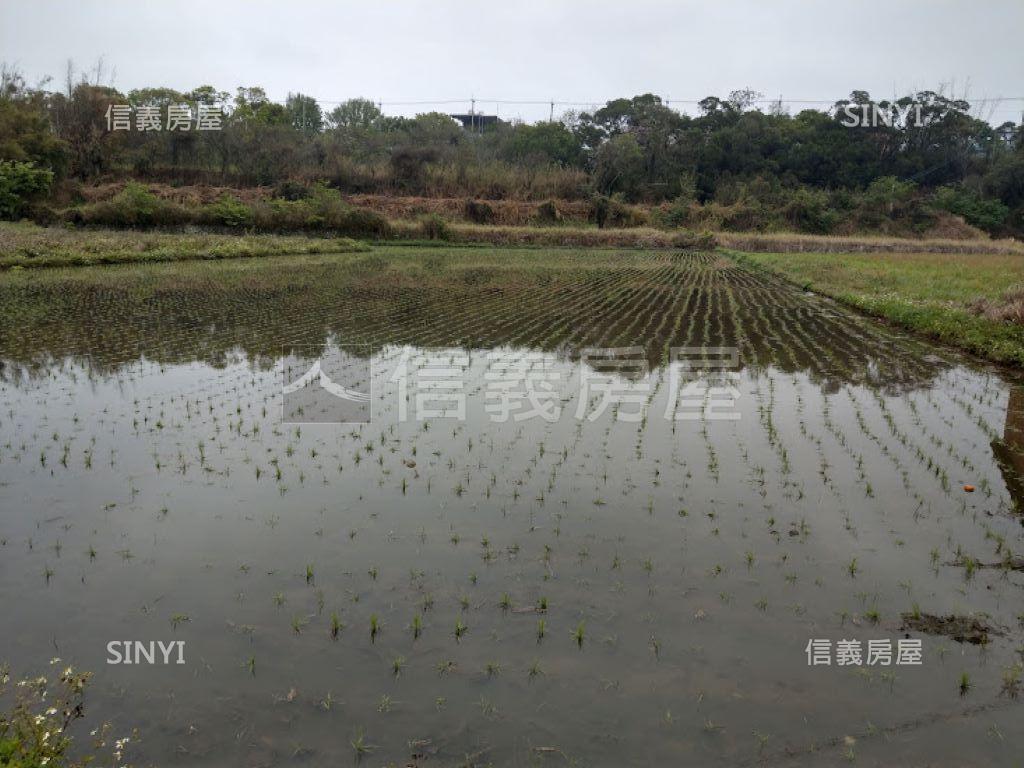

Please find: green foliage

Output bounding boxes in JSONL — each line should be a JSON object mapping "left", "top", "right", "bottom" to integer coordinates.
{"left": 932, "top": 185, "right": 1009, "bottom": 232}
{"left": 328, "top": 98, "right": 382, "bottom": 130}
{"left": 205, "top": 194, "right": 253, "bottom": 228}
{"left": 3, "top": 63, "right": 1022, "bottom": 234}
{"left": 0, "top": 663, "right": 129, "bottom": 768}
{"left": 0, "top": 160, "right": 53, "bottom": 219}
{"left": 593, "top": 134, "right": 644, "bottom": 197}
{"left": 79, "top": 182, "right": 188, "bottom": 226}
{"left": 0, "top": 222, "right": 368, "bottom": 270}
{"left": 781, "top": 188, "right": 838, "bottom": 234}
{"left": 418, "top": 213, "right": 450, "bottom": 240}
{"left": 506, "top": 121, "right": 581, "bottom": 167}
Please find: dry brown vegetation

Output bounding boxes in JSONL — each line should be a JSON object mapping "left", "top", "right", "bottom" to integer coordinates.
{"left": 969, "top": 285, "right": 1024, "bottom": 324}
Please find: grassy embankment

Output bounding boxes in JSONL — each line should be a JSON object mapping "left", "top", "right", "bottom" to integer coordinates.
{"left": 730, "top": 249, "right": 1024, "bottom": 367}
{"left": 0, "top": 222, "right": 367, "bottom": 269}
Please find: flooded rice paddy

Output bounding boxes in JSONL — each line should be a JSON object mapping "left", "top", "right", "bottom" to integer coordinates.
{"left": 1, "top": 247, "right": 1023, "bottom": 767}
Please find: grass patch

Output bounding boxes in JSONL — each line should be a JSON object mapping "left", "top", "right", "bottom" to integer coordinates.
{"left": 0, "top": 222, "right": 368, "bottom": 270}
{"left": 730, "top": 248, "right": 1024, "bottom": 366}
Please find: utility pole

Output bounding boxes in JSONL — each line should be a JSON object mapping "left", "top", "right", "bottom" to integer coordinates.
{"left": 550, "top": 100, "right": 554, "bottom": 122}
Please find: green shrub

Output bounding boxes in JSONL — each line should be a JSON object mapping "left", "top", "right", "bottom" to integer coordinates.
{"left": 782, "top": 188, "right": 838, "bottom": 234}
{"left": 250, "top": 187, "right": 389, "bottom": 237}
{"left": 931, "top": 185, "right": 1009, "bottom": 232}
{"left": 418, "top": 213, "right": 450, "bottom": 240}
{"left": 335, "top": 206, "right": 390, "bottom": 238}
{"left": 653, "top": 197, "right": 695, "bottom": 229}
{"left": 205, "top": 194, "right": 253, "bottom": 228}
{"left": 0, "top": 160, "right": 54, "bottom": 220}
{"left": 78, "top": 182, "right": 189, "bottom": 227}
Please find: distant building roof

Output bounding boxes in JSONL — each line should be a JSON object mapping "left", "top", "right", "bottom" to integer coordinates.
{"left": 449, "top": 113, "right": 499, "bottom": 130}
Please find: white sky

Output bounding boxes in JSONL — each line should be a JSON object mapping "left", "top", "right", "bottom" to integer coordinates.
{"left": 2, "top": 0, "right": 1022, "bottom": 124}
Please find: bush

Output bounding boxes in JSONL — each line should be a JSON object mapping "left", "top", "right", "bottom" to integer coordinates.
{"left": 274, "top": 180, "right": 312, "bottom": 201}
{"left": 418, "top": 213, "right": 450, "bottom": 240}
{"left": 653, "top": 197, "right": 698, "bottom": 229}
{"left": 533, "top": 200, "right": 563, "bottom": 225}
{"left": 0, "top": 160, "right": 54, "bottom": 220}
{"left": 589, "top": 195, "right": 645, "bottom": 228}
{"left": 78, "top": 182, "right": 189, "bottom": 227}
{"left": 591, "top": 195, "right": 610, "bottom": 228}
{"left": 204, "top": 194, "right": 253, "bottom": 228}
{"left": 781, "top": 188, "right": 837, "bottom": 234}
{"left": 464, "top": 198, "right": 495, "bottom": 224}
{"left": 670, "top": 230, "right": 718, "bottom": 250}
{"left": 335, "top": 206, "right": 390, "bottom": 238}
{"left": 250, "top": 186, "right": 390, "bottom": 238}
{"left": 931, "top": 185, "right": 1009, "bottom": 233}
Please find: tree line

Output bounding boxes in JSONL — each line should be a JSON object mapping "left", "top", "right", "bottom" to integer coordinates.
{"left": 2, "top": 66, "right": 1023, "bottom": 235}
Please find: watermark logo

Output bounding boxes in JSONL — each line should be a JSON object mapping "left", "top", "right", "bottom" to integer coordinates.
{"left": 107, "top": 640, "right": 185, "bottom": 665}
{"left": 282, "top": 343, "right": 372, "bottom": 423}
{"left": 280, "top": 344, "right": 741, "bottom": 424}
{"left": 806, "top": 638, "right": 922, "bottom": 666}
{"left": 839, "top": 103, "right": 928, "bottom": 128}
{"left": 105, "top": 103, "right": 223, "bottom": 132}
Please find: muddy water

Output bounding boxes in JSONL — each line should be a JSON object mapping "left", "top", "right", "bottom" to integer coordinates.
{"left": 1, "top": 249, "right": 1022, "bottom": 766}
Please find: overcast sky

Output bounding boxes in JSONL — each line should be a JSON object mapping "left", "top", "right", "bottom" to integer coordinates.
{"left": 2, "top": 0, "right": 1022, "bottom": 124}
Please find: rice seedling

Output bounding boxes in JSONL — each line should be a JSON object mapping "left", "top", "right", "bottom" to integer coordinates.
{"left": 959, "top": 671, "right": 971, "bottom": 696}
{"left": 536, "top": 619, "right": 546, "bottom": 641}
{"left": 350, "top": 728, "right": 374, "bottom": 759}
{"left": 454, "top": 618, "right": 467, "bottom": 642}
{"left": 392, "top": 656, "right": 406, "bottom": 678}
{"left": 572, "top": 621, "right": 585, "bottom": 648}
{"left": 410, "top": 614, "right": 422, "bottom": 639}
{"left": 330, "top": 612, "right": 344, "bottom": 639}
{"left": 1000, "top": 663, "right": 1022, "bottom": 699}
{"left": 370, "top": 614, "right": 380, "bottom": 642}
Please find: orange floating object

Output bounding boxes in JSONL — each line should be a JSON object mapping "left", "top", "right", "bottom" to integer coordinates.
{"left": 963, "top": 484, "right": 975, "bottom": 492}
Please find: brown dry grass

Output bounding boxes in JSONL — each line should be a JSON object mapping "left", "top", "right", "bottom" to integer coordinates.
{"left": 969, "top": 285, "right": 1024, "bottom": 323}
{"left": 717, "top": 231, "right": 1023, "bottom": 255}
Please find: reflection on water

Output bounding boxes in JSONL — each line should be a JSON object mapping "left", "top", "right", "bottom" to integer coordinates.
{"left": 1, "top": 249, "right": 1023, "bottom": 766}
{"left": 993, "top": 386, "right": 1024, "bottom": 518}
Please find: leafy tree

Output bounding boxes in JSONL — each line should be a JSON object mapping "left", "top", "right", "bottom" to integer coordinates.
{"left": 285, "top": 92, "right": 323, "bottom": 134}
{"left": 593, "top": 133, "right": 644, "bottom": 197}
{"left": 328, "top": 98, "right": 382, "bottom": 130}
